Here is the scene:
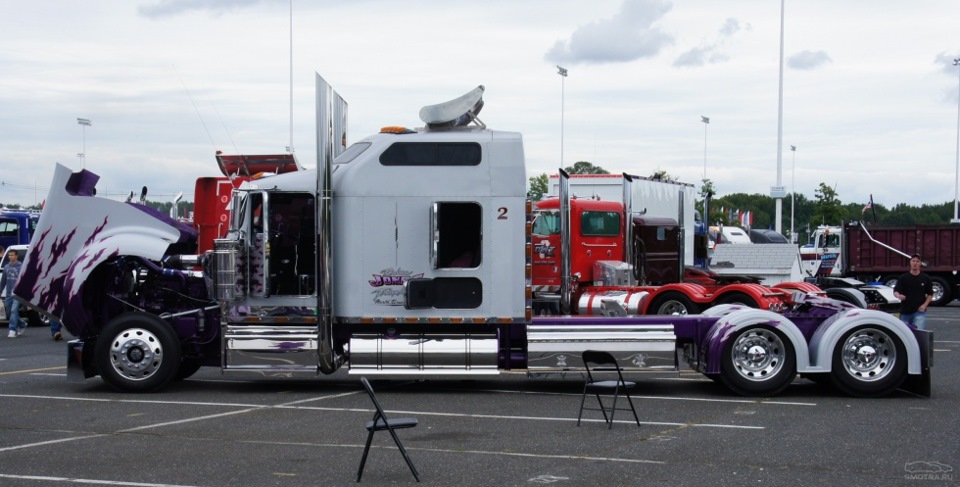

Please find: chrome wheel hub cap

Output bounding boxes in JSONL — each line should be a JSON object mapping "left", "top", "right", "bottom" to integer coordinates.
{"left": 840, "top": 328, "right": 895, "bottom": 382}
{"left": 732, "top": 329, "right": 785, "bottom": 381}
{"left": 108, "top": 328, "right": 163, "bottom": 381}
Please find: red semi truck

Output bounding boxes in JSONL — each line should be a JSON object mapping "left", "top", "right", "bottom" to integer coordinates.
{"left": 531, "top": 193, "right": 820, "bottom": 316}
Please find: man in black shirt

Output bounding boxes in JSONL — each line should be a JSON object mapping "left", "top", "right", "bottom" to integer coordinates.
{"left": 893, "top": 254, "right": 933, "bottom": 330}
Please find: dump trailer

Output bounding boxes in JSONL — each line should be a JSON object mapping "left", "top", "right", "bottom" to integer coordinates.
{"left": 803, "top": 222, "right": 960, "bottom": 306}
{"left": 14, "top": 76, "right": 931, "bottom": 398}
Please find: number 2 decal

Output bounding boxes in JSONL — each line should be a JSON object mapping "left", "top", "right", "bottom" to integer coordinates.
{"left": 497, "top": 207, "right": 508, "bottom": 220}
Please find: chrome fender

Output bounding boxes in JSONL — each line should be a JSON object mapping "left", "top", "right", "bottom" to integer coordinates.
{"left": 807, "top": 308, "right": 922, "bottom": 375}
{"left": 701, "top": 308, "right": 809, "bottom": 375}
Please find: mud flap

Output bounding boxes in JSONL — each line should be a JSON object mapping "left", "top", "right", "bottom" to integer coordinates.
{"left": 66, "top": 339, "right": 98, "bottom": 382}
{"left": 900, "top": 329, "right": 933, "bottom": 398}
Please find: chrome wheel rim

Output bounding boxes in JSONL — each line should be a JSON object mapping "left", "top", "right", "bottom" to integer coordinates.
{"left": 931, "top": 281, "right": 945, "bottom": 303}
{"left": 840, "top": 328, "right": 896, "bottom": 382}
{"left": 658, "top": 300, "right": 689, "bottom": 315}
{"left": 108, "top": 327, "right": 163, "bottom": 381}
{"left": 731, "top": 328, "right": 785, "bottom": 382}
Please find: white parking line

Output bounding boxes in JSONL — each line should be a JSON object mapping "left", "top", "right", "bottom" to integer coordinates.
{"left": 241, "top": 439, "right": 667, "bottom": 465}
{"left": 0, "top": 392, "right": 766, "bottom": 433}
{"left": 0, "top": 473, "right": 200, "bottom": 487}
{"left": 0, "top": 434, "right": 105, "bottom": 453}
{"left": 464, "top": 387, "right": 817, "bottom": 407}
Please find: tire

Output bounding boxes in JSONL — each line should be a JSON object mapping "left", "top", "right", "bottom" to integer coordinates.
{"left": 717, "top": 292, "right": 758, "bottom": 308}
{"left": 825, "top": 288, "right": 868, "bottom": 308}
{"left": 882, "top": 276, "right": 898, "bottom": 289}
{"left": 649, "top": 292, "right": 699, "bottom": 315}
{"left": 174, "top": 359, "right": 203, "bottom": 381}
{"left": 719, "top": 326, "right": 796, "bottom": 396}
{"left": 95, "top": 312, "right": 181, "bottom": 392}
{"left": 929, "top": 276, "right": 952, "bottom": 307}
{"left": 829, "top": 326, "right": 907, "bottom": 398}
{"left": 27, "top": 311, "right": 48, "bottom": 328}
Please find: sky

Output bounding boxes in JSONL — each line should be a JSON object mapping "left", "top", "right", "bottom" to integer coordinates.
{"left": 2, "top": 0, "right": 959, "bottom": 215}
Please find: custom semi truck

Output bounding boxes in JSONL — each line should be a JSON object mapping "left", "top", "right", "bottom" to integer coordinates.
{"left": 802, "top": 222, "right": 960, "bottom": 306}
{"left": 14, "top": 76, "right": 931, "bottom": 397}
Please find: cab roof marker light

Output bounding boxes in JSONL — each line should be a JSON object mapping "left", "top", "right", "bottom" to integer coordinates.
{"left": 380, "top": 126, "right": 415, "bottom": 134}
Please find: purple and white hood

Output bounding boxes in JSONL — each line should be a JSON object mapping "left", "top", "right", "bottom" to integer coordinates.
{"left": 14, "top": 163, "right": 197, "bottom": 332}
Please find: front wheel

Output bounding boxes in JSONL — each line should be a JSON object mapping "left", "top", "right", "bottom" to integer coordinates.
{"left": 830, "top": 326, "right": 906, "bottom": 397}
{"left": 720, "top": 326, "right": 796, "bottom": 396}
{"left": 95, "top": 312, "right": 181, "bottom": 392}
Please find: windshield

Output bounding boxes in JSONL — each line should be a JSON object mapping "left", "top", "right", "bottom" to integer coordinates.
{"left": 532, "top": 210, "right": 560, "bottom": 236}
{"left": 334, "top": 142, "right": 371, "bottom": 165}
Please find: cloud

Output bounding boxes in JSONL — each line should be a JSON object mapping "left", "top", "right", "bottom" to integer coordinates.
{"left": 673, "top": 46, "right": 728, "bottom": 67}
{"left": 718, "top": 17, "right": 742, "bottom": 37}
{"left": 544, "top": 0, "right": 674, "bottom": 64}
{"left": 138, "top": 0, "right": 269, "bottom": 19}
{"left": 935, "top": 52, "right": 960, "bottom": 76}
{"left": 673, "top": 17, "right": 745, "bottom": 68}
{"left": 787, "top": 50, "right": 832, "bottom": 70}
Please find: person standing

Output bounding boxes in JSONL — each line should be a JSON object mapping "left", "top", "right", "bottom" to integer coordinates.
{"left": 893, "top": 254, "right": 933, "bottom": 330}
{"left": 1, "top": 249, "right": 24, "bottom": 338}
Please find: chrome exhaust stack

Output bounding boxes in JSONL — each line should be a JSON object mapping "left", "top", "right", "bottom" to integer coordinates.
{"left": 622, "top": 173, "right": 635, "bottom": 286}
{"left": 316, "top": 73, "right": 347, "bottom": 374}
{"left": 677, "top": 189, "right": 686, "bottom": 281}
{"left": 559, "top": 168, "right": 573, "bottom": 315}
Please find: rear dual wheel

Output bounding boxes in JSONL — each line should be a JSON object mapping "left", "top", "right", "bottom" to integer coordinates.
{"left": 650, "top": 292, "right": 699, "bottom": 315}
{"left": 716, "top": 292, "right": 759, "bottom": 308}
{"left": 929, "top": 276, "right": 952, "bottom": 307}
{"left": 830, "top": 326, "right": 906, "bottom": 397}
{"left": 720, "top": 326, "right": 796, "bottom": 396}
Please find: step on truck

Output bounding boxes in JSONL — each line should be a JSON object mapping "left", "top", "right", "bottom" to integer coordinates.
{"left": 14, "top": 75, "right": 932, "bottom": 397}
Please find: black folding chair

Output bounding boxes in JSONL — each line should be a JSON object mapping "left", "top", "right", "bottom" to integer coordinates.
{"left": 577, "top": 350, "right": 641, "bottom": 429}
{"left": 357, "top": 377, "right": 420, "bottom": 482}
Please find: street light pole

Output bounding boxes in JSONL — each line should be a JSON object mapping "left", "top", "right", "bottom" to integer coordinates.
{"left": 288, "top": 0, "right": 294, "bottom": 155}
{"left": 701, "top": 116, "right": 710, "bottom": 180}
{"left": 790, "top": 145, "right": 797, "bottom": 242}
{"left": 77, "top": 118, "right": 92, "bottom": 169}
{"left": 557, "top": 65, "right": 567, "bottom": 168}
{"left": 774, "top": 0, "right": 786, "bottom": 234}
{"left": 952, "top": 58, "right": 960, "bottom": 223}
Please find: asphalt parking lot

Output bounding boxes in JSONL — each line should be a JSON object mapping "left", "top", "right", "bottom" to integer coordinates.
{"left": 1, "top": 308, "right": 958, "bottom": 486}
